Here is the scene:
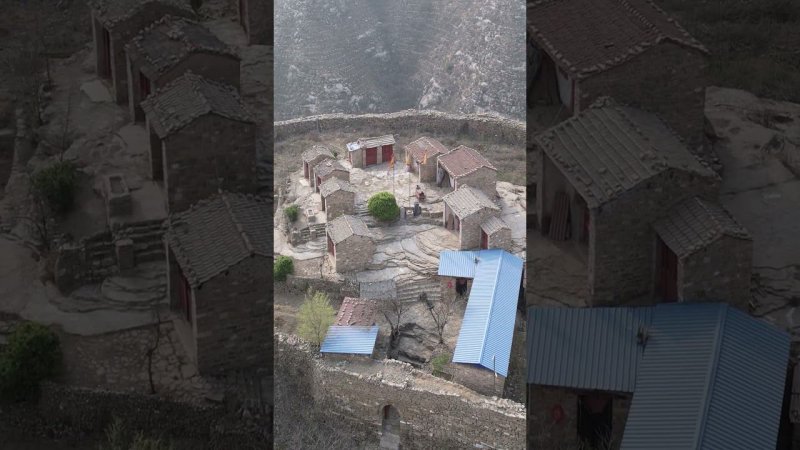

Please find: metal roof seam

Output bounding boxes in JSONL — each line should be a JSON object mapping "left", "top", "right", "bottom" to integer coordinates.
{"left": 691, "top": 304, "right": 728, "bottom": 448}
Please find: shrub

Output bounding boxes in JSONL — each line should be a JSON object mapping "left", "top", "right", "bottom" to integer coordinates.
{"left": 367, "top": 191, "right": 399, "bottom": 221}
{"left": 284, "top": 204, "right": 299, "bottom": 222}
{"left": 297, "top": 289, "right": 336, "bottom": 349}
{"left": 274, "top": 255, "right": 294, "bottom": 281}
{"left": 0, "top": 322, "right": 62, "bottom": 400}
{"left": 31, "top": 160, "right": 78, "bottom": 214}
{"left": 431, "top": 353, "right": 451, "bottom": 373}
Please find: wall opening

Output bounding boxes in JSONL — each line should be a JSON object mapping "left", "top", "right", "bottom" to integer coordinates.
{"left": 380, "top": 404, "right": 401, "bottom": 450}
{"left": 577, "top": 393, "right": 612, "bottom": 449}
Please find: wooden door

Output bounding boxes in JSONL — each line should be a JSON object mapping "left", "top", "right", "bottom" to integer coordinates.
{"left": 381, "top": 145, "right": 393, "bottom": 163}
{"left": 316, "top": 176, "right": 322, "bottom": 192}
{"left": 657, "top": 237, "right": 679, "bottom": 302}
{"left": 480, "top": 230, "right": 488, "bottom": 249}
{"left": 365, "top": 148, "right": 378, "bottom": 166}
{"left": 327, "top": 236, "right": 335, "bottom": 255}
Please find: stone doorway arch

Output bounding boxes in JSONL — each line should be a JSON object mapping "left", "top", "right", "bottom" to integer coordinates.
{"left": 380, "top": 404, "right": 401, "bottom": 449}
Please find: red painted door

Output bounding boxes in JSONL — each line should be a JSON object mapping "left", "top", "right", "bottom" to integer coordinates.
{"left": 304, "top": 162, "right": 309, "bottom": 179}
{"left": 316, "top": 176, "right": 322, "bottom": 192}
{"left": 102, "top": 28, "right": 112, "bottom": 77}
{"left": 381, "top": 145, "right": 393, "bottom": 163}
{"left": 327, "top": 236, "right": 335, "bottom": 255}
{"left": 139, "top": 72, "right": 151, "bottom": 99}
{"left": 480, "top": 230, "right": 488, "bottom": 249}
{"left": 657, "top": 237, "right": 679, "bottom": 302}
{"left": 179, "top": 272, "right": 192, "bottom": 323}
{"left": 321, "top": 197, "right": 326, "bottom": 211}
{"left": 365, "top": 147, "right": 378, "bottom": 166}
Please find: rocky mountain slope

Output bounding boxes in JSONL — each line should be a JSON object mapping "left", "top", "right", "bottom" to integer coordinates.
{"left": 274, "top": 0, "right": 525, "bottom": 121}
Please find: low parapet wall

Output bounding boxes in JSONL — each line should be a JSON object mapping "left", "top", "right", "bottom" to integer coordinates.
{"left": 275, "top": 333, "right": 525, "bottom": 449}
{"left": 274, "top": 110, "right": 526, "bottom": 146}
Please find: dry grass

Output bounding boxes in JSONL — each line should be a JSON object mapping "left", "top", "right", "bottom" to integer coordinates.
{"left": 657, "top": 0, "right": 800, "bottom": 102}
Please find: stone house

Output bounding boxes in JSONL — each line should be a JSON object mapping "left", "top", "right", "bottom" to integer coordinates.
{"left": 164, "top": 192, "right": 270, "bottom": 375}
{"left": 89, "top": 0, "right": 195, "bottom": 105}
{"left": 437, "top": 145, "right": 497, "bottom": 196}
{"left": 319, "top": 178, "right": 357, "bottom": 221}
{"left": 237, "top": 0, "right": 272, "bottom": 46}
{"left": 528, "top": 0, "right": 709, "bottom": 150}
{"left": 312, "top": 159, "right": 350, "bottom": 193}
{"left": 533, "top": 98, "right": 754, "bottom": 308}
{"left": 527, "top": 304, "right": 790, "bottom": 450}
{"left": 125, "top": 15, "right": 240, "bottom": 122}
{"left": 326, "top": 215, "right": 374, "bottom": 273}
{"left": 403, "top": 136, "right": 448, "bottom": 182}
{"left": 141, "top": 72, "right": 257, "bottom": 214}
{"left": 347, "top": 135, "right": 396, "bottom": 168}
{"left": 442, "top": 186, "right": 501, "bottom": 250}
{"left": 479, "top": 216, "right": 513, "bottom": 252}
{"left": 301, "top": 145, "right": 334, "bottom": 181}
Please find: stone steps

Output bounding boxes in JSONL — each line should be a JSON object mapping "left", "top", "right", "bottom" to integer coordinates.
{"left": 60, "top": 265, "right": 168, "bottom": 313}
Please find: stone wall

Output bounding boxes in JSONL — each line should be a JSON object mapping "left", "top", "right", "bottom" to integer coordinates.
{"left": 680, "top": 235, "right": 753, "bottom": 311}
{"left": 333, "top": 234, "right": 375, "bottom": 273}
{"left": 274, "top": 110, "right": 526, "bottom": 147}
{"left": 456, "top": 166, "right": 498, "bottom": 197}
{"left": 285, "top": 275, "right": 360, "bottom": 298}
{"left": 276, "top": 334, "right": 525, "bottom": 449}
{"left": 578, "top": 41, "right": 708, "bottom": 153}
{"left": 244, "top": 0, "right": 272, "bottom": 46}
{"left": 323, "top": 190, "right": 355, "bottom": 220}
{"left": 590, "top": 170, "right": 719, "bottom": 306}
{"left": 527, "top": 385, "right": 631, "bottom": 450}
{"left": 460, "top": 208, "right": 501, "bottom": 250}
{"left": 164, "top": 114, "right": 257, "bottom": 213}
{"left": 487, "top": 226, "right": 513, "bottom": 252}
{"left": 195, "top": 255, "right": 271, "bottom": 375}
{"left": 54, "top": 231, "right": 117, "bottom": 294}
{"left": 314, "top": 168, "right": 349, "bottom": 191}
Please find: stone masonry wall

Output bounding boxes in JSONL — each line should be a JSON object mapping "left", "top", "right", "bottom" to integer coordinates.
{"left": 334, "top": 235, "right": 375, "bottom": 273}
{"left": 680, "top": 235, "right": 753, "bottom": 311}
{"left": 460, "top": 208, "right": 501, "bottom": 250}
{"left": 323, "top": 190, "right": 355, "bottom": 220}
{"left": 276, "top": 335, "right": 525, "bottom": 449}
{"left": 285, "top": 275, "right": 360, "bottom": 298}
{"left": 195, "top": 255, "right": 271, "bottom": 375}
{"left": 54, "top": 231, "right": 117, "bottom": 294}
{"left": 488, "top": 227, "right": 513, "bottom": 252}
{"left": 274, "top": 110, "right": 526, "bottom": 147}
{"left": 315, "top": 169, "right": 349, "bottom": 191}
{"left": 245, "top": 0, "right": 273, "bottom": 46}
{"left": 456, "top": 166, "right": 498, "bottom": 197}
{"left": 165, "top": 114, "right": 257, "bottom": 213}
{"left": 579, "top": 42, "right": 708, "bottom": 153}
{"left": 590, "top": 169, "right": 720, "bottom": 306}
{"left": 527, "top": 385, "right": 631, "bottom": 450}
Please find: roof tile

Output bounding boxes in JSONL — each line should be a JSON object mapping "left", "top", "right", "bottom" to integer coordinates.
{"left": 327, "top": 215, "right": 371, "bottom": 244}
{"left": 438, "top": 145, "right": 496, "bottom": 178}
{"left": 442, "top": 185, "right": 499, "bottom": 218}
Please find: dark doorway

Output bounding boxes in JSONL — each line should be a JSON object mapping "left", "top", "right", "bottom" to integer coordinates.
{"left": 316, "top": 176, "right": 322, "bottom": 192}
{"left": 327, "top": 236, "right": 335, "bottom": 256}
{"left": 380, "top": 405, "right": 401, "bottom": 449}
{"left": 381, "top": 145, "right": 393, "bottom": 163}
{"left": 655, "top": 236, "right": 679, "bottom": 302}
{"left": 102, "top": 28, "right": 112, "bottom": 78}
{"left": 480, "top": 230, "right": 489, "bottom": 249}
{"left": 365, "top": 147, "right": 378, "bottom": 166}
{"left": 456, "top": 278, "right": 468, "bottom": 297}
{"left": 149, "top": 130, "right": 163, "bottom": 181}
{"left": 321, "top": 197, "right": 326, "bottom": 211}
{"left": 304, "top": 162, "right": 309, "bottom": 179}
{"left": 239, "top": 0, "right": 247, "bottom": 30}
{"left": 577, "top": 394, "right": 612, "bottom": 449}
{"left": 178, "top": 272, "right": 192, "bottom": 323}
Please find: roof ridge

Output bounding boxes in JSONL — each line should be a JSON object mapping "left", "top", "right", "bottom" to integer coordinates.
{"left": 693, "top": 304, "right": 728, "bottom": 448}
{"left": 221, "top": 193, "right": 254, "bottom": 256}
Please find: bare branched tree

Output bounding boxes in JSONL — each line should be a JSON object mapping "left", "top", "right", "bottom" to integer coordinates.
{"left": 421, "top": 292, "right": 456, "bottom": 344}
{"left": 380, "top": 297, "right": 407, "bottom": 347}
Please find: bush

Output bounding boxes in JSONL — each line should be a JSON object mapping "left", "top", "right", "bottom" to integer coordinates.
{"left": 0, "top": 322, "right": 62, "bottom": 400}
{"left": 284, "top": 204, "right": 299, "bottom": 222}
{"left": 367, "top": 191, "right": 399, "bottom": 221}
{"left": 31, "top": 160, "right": 78, "bottom": 214}
{"left": 274, "top": 255, "right": 294, "bottom": 281}
{"left": 297, "top": 289, "right": 336, "bottom": 349}
{"left": 431, "top": 353, "right": 451, "bottom": 373}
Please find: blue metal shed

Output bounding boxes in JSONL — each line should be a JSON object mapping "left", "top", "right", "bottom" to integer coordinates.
{"left": 438, "top": 250, "right": 480, "bottom": 278}
{"left": 320, "top": 325, "right": 380, "bottom": 355}
{"left": 452, "top": 249, "right": 524, "bottom": 377}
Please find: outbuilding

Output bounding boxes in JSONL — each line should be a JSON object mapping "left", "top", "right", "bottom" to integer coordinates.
{"left": 347, "top": 135, "right": 396, "bottom": 168}
{"left": 441, "top": 185, "right": 501, "bottom": 250}
{"left": 326, "top": 215, "right": 374, "bottom": 273}
{"left": 301, "top": 145, "right": 334, "bottom": 181}
{"left": 403, "top": 136, "right": 448, "bottom": 182}
{"left": 312, "top": 159, "right": 350, "bottom": 193}
{"left": 319, "top": 178, "right": 357, "bottom": 221}
{"left": 437, "top": 145, "right": 497, "bottom": 196}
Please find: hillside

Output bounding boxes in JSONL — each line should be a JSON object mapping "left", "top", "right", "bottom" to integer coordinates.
{"left": 274, "top": 0, "right": 526, "bottom": 121}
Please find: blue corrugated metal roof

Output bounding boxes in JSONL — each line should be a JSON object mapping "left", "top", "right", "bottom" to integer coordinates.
{"left": 320, "top": 326, "right": 379, "bottom": 355}
{"left": 527, "top": 306, "right": 654, "bottom": 392}
{"left": 452, "top": 249, "right": 523, "bottom": 377}
{"left": 621, "top": 303, "right": 790, "bottom": 450}
{"left": 438, "top": 250, "right": 480, "bottom": 278}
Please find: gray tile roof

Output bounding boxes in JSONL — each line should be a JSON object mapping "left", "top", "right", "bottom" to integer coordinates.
{"left": 126, "top": 16, "right": 237, "bottom": 77}
{"left": 301, "top": 145, "right": 333, "bottom": 163}
{"left": 535, "top": 97, "right": 717, "bottom": 208}
{"left": 165, "top": 193, "right": 271, "bottom": 287}
{"left": 654, "top": 197, "right": 751, "bottom": 259}
{"left": 319, "top": 178, "right": 357, "bottom": 198}
{"left": 359, "top": 280, "right": 397, "bottom": 300}
{"left": 438, "top": 145, "right": 497, "bottom": 178}
{"left": 313, "top": 159, "right": 348, "bottom": 178}
{"left": 90, "top": 0, "right": 194, "bottom": 28}
{"left": 327, "top": 215, "right": 371, "bottom": 244}
{"left": 404, "top": 137, "right": 448, "bottom": 162}
{"left": 141, "top": 71, "right": 254, "bottom": 138}
{"left": 442, "top": 185, "right": 499, "bottom": 218}
{"left": 334, "top": 297, "right": 378, "bottom": 326}
{"left": 528, "top": 0, "right": 707, "bottom": 79}
{"left": 357, "top": 135, "right": 395, "bottom": 149}
{"left": 480, "top": 216, "right": 510, "bottom": 235}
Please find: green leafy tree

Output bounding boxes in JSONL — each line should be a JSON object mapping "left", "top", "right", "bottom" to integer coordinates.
{"left": 274, "top": 255, "right": 294, "bottom": 281}
{"left": 297, "top": 289, "right": 336, "bottom": 349}
{"left": 367, "top": 191, "right": 400, "bottom": 221}
{"left": 284, "top": 205, "right": 299, "bottom": 222}
{"left": 31, "top": 160, "right": 78, "bottom": 214}
{"left": 0, "top": 322, "right": 62, "bottom": 400}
